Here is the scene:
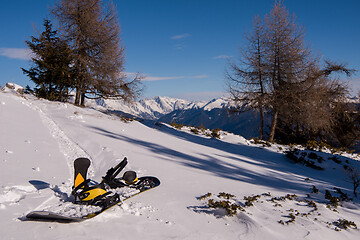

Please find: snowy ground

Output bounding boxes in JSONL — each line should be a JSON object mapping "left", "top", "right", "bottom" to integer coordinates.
{"left": 1, "top": 89, "right": 360, "bottom": 240}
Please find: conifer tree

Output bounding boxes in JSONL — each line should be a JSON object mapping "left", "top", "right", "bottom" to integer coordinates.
{"left": 22, "top": 19, "right": 74, "bottom": 101}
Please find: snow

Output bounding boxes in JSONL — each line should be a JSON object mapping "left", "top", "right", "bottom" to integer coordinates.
{"left": 91, "top": 96, "right": 198, "bottom": 120}
{"left": 1, "top": 89, "right": 360, "bottom": 239}
{"left": 202, "top": 97, "right": 233, "bottom": 111}
{"left": 89, "top": 96, "right": 237, "bottom": 120}
{"left": 2, "top": 82, "right": 24, "bottom": 94}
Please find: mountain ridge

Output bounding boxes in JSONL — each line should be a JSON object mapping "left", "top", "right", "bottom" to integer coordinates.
{"left": 93, "top": 96, "right": 238, "bottom": 119}
{"left": 92, "top": 96, "right": 259, "bottom": 137}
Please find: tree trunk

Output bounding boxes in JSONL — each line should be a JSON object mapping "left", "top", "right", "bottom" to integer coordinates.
{"left": 259, "top": 107, "right": 264, "bottom": 139}
{"left": 80, "top": 92, "right": 85, "bottom": 106}
{"left": 268, "top": 110, "right": 278, "bottom": 142}
{"left": 75, "top": 88, "right": 80, "bottom": 105}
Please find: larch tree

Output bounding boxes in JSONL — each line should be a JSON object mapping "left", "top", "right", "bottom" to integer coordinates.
{"left": 226, "top": 15, "right": 268, "bottom": 139}
{"left": 227, "top": 1, "right": 352, "bottom": 143}
{"left": 275, "top": 60, "right": 351, "bottom": 143}
{"left": 51, "top": 0, "right": 142, "bottom": 106}
{"left": 263, "top": 1, "right": 315, "bottom": 142}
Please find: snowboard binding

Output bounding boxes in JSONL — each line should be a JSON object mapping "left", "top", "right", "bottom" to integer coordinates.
{"left": 71, "top": 157, "right": 140, "bottom": 208}
{"left": 101, "top": 157, "right": 139, "bottom": 188}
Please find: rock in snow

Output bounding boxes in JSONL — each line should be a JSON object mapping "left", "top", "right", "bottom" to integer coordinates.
{"left": 2, "top": 82, "right": 24, "bottom": 94}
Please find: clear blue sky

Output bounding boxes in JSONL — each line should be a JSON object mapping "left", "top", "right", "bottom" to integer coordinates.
{"left": 0, "top": 0, "right": 359, "bottom": 101}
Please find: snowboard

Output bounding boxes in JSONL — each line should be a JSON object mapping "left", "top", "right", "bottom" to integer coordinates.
{"left": 25, "top": 157, "right": 160, "bottom": 223}
{"left": 25, "top": 176, "right": 160, "bottom": 223}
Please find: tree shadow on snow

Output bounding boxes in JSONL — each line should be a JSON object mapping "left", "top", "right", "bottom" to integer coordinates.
{"left": 87, "top": 122, "right": 356, "bottom": 195}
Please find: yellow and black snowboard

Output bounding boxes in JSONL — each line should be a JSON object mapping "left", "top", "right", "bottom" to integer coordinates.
{"left": 25, "top": 158, "right": 160, "bottom": 223}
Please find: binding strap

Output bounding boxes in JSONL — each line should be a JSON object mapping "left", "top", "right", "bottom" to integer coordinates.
{"left": 72, "top": 181, "right": 110, "bottom": 205}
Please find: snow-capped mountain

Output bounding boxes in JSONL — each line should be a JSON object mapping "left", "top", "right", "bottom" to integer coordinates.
{"left": 93, "top": 96, "right": 200, "bottom": 119}
{"left": 91, "top": 96, "right": 260, "bottom": 138}
{"left": 93, "top": 96, "right": 237, "bottom": 119}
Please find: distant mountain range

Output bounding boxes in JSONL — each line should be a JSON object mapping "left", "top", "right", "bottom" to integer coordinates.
{"left": 93, "top": 96, "right": 262, "bottom": 139}
{"left": 94, "top": 95, "right": 360, "bottom": 139}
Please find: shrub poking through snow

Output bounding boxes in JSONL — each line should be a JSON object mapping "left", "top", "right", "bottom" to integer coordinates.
{"left": 190, "top": 127, "right": 199, "bottom": 134}
{"left": 305, "top": 140, "right": 331, "bottom": 152}
{"left": 170, "top": 122, "right": 184, "bottom": 129}
{"left": 334, "top": 187, "right": 352, "bottom": 201}
{"left": 218, "top": 192, "right": 235, "bottom": 199}
{"left": 194, "top": 190, "right": 358, "bottom": 231}
{"left": 285, "top": 145, "right": 358, "bottom": 174}
{"left": 312, "top": 185, "right": 319, "bottom": 194}
{"left": 279, "top": 212, "right": 296, "bottom": 225}
{"left": 211, "top": 129, "right": 221, "bottom": 139}
{"left": 197, "top": 192, "right": 244, "bottom": 216}
{"left": 332, "top": 219, "right": 357, "bottom": 230}
{"left": 285, "top": 149, "right": 324, "bottom": 170}
{"left": 305, "top": 140, "right": 355, "bottom": 154}
{"left": 198, "top": 193, "right": 212, "bottom": 200}
{"left": 250, "top": 137, "right": 271, "bottom": 147}
{"left": 270, "top": 194, "right": 298, "bottom": 202}
{"left": 120, "top": 116, "right": 135, "bottom": 123}
{"left": 305, "top": 199, "right": 318, "bottom": 212}
{"left": 243, "top": 194, "right": 261, "bottom": 207}
{"left": 325, "top": 190, "right": 340, "bottom": 210}
{"left": 168, "top": 122, "right": 228, "bottom": 139}
{"left": 207, "top": 199, "right": 244, "bottom": 216}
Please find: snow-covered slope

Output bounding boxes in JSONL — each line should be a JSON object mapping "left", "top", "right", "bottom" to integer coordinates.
{"left": 1, "top": 90, "right": 360, "bottom": 240}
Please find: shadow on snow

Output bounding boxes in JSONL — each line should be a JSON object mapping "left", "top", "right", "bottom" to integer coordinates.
{"left": 86, "top": 121, "right": 356, "bottom": 195}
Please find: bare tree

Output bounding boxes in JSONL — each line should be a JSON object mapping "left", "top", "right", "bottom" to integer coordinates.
{"left": 51, "top": 0, "right": 142, "bottom": 106}
{"left": 226, "top": 15, "right": 268, "bottom": 139}
{"left": 275, "top": 60, "right": 350, "bottom": 143}
{"left": 227, "top": 2, "right": 312, "bottom": 141}
{"left": 264, "top": 1, "right": 314, "bottom": 142}
{"left": 227, "top": 1, "right": 352, "bottom": 143}
{"left": 329, "top": 83, "right": 360, "bottom": 148}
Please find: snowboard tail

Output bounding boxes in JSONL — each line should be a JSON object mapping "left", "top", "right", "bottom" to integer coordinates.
{"left": 25, "top": 211, "right": 84, "bottom": 223}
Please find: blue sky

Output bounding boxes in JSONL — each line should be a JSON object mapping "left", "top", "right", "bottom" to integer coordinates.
{"left": 0, "top": 0, "right": 359, "bottom": 101}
